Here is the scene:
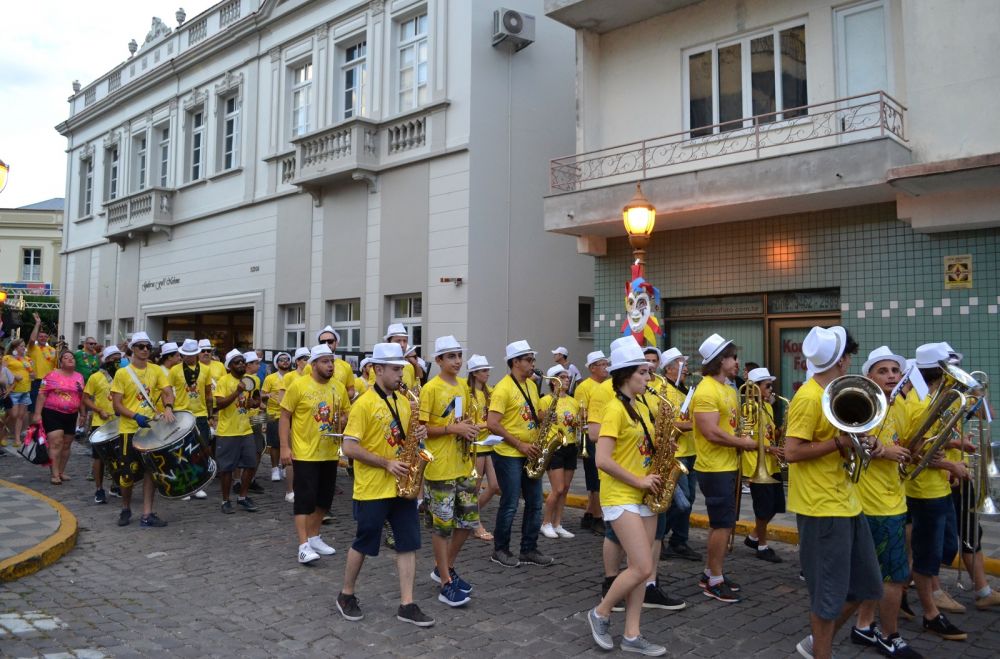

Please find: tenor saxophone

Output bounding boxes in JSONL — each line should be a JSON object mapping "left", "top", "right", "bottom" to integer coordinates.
{"left": 524, "top": 377, "right": 570, "bottom": 479}
{"left": 642, "top": 383, "right": 689, "bottom": 514}
{"left": 395, "top": 384, "right": 435, "bottom": 499}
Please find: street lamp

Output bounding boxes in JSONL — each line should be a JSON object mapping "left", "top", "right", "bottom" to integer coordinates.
{"left": 0, "top": 159, "right": 9, "bottom": 194}
{"left": 622, "top": 182, "right": 656, "bottom": 266}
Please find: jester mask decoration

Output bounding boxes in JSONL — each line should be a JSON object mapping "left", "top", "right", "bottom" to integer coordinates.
{"left": 621, "top": 262, "right": 662, "bottom": 346}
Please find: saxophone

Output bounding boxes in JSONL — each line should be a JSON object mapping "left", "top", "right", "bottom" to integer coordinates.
{"left": 524, "top": 376, "right": 570, "bottom": 479}
{"left": 642, "top": 381, "right": 689, "bottom": 514}
{"left": 465, "top": 391, "right": 481, "bottom": 478}
{"left": 395, "top": 384, "right": 435, "bottom": 499}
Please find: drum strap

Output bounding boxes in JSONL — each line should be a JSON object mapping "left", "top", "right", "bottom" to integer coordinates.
{"left": 125, "top": 365, "right": 157, "bottom": 412}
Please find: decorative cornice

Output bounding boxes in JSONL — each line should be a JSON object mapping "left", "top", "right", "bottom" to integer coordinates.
{"left": 315, "top": 24, "right": 329, "bottom": 40}
{"left": 370, "top": 0, "right": 385, "bottom": 17}
{"left": 269, "top": 47, "right": 282, "bottom": 63}
{"left": 102, "top": 132, "right": 120, "bottom": 149}
{"left": 78, "top": 144, "right": 96, "bottom": 161}
{"left": 182, "top": 89, "right": 208, "bottom": 110}
{"left": 215, "top": 71, "right": 244, "bottom": 95}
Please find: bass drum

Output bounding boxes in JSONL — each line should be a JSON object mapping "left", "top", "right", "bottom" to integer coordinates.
{"left": 88, "top": 417, "right": 135, "bottom": 486}
{"left": 132, "top": 411, "right": 217, "bottom": 498}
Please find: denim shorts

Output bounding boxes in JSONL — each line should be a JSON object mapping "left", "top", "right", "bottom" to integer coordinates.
{"left": 8, "top": 391, "right": 31, "bottom": 406}
{"left": 351, "top": 497, "right": 421, "bottom": 556}
{"left": 908, "top": 495, "right": 958, "bottom": 577}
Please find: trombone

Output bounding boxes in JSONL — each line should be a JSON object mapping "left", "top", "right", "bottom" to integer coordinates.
{"left": 955, "top": 371, "right": 997, "bottom": 588}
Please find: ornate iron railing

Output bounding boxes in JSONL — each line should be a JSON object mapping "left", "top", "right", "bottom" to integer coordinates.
{"left": 550, "top": 91, "right": 906, "bottom": 192}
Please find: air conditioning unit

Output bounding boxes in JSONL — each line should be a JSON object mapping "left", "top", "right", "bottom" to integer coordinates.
{"left": 492, "top": 8, "right": 535, "bottom": 52}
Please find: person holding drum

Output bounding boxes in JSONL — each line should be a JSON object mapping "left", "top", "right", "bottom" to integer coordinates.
{"left": 83, "top": 346, "right": 122, "bottom": 503}
{"left": 215, "top": 349, "right": 261, "bottom": 514}
{"left": 169, "top": 339, "right": 213, "bottom": 501}
{"left": 32, "top": 349, "right": 85, "bottom": 485}
{"left": 110, "top": 331, "right": 175, "bottom": 528}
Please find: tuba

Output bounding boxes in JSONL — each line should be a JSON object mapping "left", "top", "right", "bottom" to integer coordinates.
{"left": 524, "top": 376, "right": 569, "bottom": 478}
{"left": 821, "top": 375, "right": 887, "bottom": 483}
{"left": 395, "top": 384, "right": 435, "bottom": 499}
{"left": 642, "top": 384, "right": 689, "bottom": 514}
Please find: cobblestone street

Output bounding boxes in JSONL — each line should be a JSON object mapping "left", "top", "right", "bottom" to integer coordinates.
{"left": 1, "top": 443, "right": 999, "bottom": 658}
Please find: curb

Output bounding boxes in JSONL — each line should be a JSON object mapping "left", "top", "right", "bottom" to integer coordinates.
{"left": 560, "top": 492, "right": 1000, "bottom": 577}
{"left": 0, "top": 478, "right": 79, "bottom": 582}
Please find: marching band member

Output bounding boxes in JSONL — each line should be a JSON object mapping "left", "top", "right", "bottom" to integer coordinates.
{"left": 262, "top": 352, "right": 291, "bottom": 483}
{"left": 419, "top": 336, "right": 480, "bottom": 607}
{"left": 377, "top": 324, "right": 419, "bottom": 391}
{"left": 575, "top": 350, "right": 610, "bottom": 535}
{"left": 110, "top": 332, "right": 175, "bottom": 528}
{"left": 486, "top": 340, "right": 553, "bottom": 568}
{"left": 169, "top": 339, "right": 212, "bottom": 501}
{"left": 691, "top": 333, "right": 756, "bottom": 603}
{"left": 539, "top": 364, "right": 579, "bottom": 540}
{"left": 785, "top": 326, "right": 881, "bottom": 659}
{"left": 551, "top": 346, "right": 582, "bottom": 395}
{"left": 214, "top": 349, "right": 260, "bottom": 514}
{"left": 740, "top": 367, "right": 785, "bottom": 564}
{"left": 466, "top": 354, "right": 498, "bottom": 541}
{"left": 658, "top": 348, "right": 701, "bottom": 562}
{"left": 355, "top": 358, "right": 371, "bottom": 397}
{"left": 279, "top": 344, "right": 350, "bottom": 564}
{"left": 337, "top": 342, "right": 434, "bottom": 628}
{"left": 83, "top": 345, "right": 122, "bottom": 504}
{"left": 850, "top": 346, "right": 921, "bottom": 658}
{"left": 586, "top": 340, "right": 667, "bottom": 657}
{"left": 316, "top": 326, "right": 356, "bottom": 400}
{"left": 238, "top": 351, "right": 266, "bottom": 495}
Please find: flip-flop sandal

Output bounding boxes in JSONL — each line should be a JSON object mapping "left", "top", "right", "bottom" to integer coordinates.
{"left": 474, "top": 528, "right": 494, "bottom": 541}
{"left": 50, "top": 477, "right": 62, "bottom": 485}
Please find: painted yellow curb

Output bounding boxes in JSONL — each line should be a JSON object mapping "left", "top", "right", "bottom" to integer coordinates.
{"left": 0, "top": 478, "right": 79, "bottom": 582}
{"left": 559, "top": 492, "right": 1000, "bottom": 577}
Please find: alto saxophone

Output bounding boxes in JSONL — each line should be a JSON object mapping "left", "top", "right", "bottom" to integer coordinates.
{"left": 524, "top": 377, "right": 570, "bottom": 479}
{"left": 395, "top": 384, "right": 435, "bottom": 499}
{"left": 642, "top": 382, "right": 689, "bottom": 514}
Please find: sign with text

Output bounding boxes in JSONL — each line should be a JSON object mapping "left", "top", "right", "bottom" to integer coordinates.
{"left": 944, "top": 254, "right": 972, "bottom": 289}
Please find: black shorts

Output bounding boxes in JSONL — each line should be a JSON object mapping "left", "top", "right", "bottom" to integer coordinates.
{"left": 582, "top": 439, "right": 600, "bottom": 492}
{"left": 697, "top": 470, "right": 738, "bottom": 529}
{"left": 952, "top": 485, "right": 984, "bottom": 553}
{"left": 547, "top": 442, "right": 578, "bottom": 470}
{"left": 351, "top": 497, "right": 422, "bottom": 556}
{"left": 292, "top": 459, "right": 338, "bottom": 515}
{"left": 749, "top": 473, "right": 786, "bottom": 520}
{"left": 41, "top": 408, "right": 77, "bottom": 435}
{"left": 216, "top": 435, "right": 257, "bottom": 472}
{"left": 265, "top": 420, "right": 280, "bottom": 449}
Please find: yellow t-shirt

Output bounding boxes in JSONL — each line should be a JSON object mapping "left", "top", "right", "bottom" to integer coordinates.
{"left": 741, "top": 401, "right": 780, "bottom": 478}
{"left": 574, "top": 377, "right": 598, "bottom": 409}
{"left": 489, "top": 374, "right": 541, "bottom": 458}
{"left": 663, "top": 381, "right": 695, "bottom": 458}
{"left": 857, "top": 398, "right": 909, "bottom": 516}
{"left": 111, "top": 363, "right": 170, "bottom": 435}
{"left": 84, "top": 371, "right": 115, "bottom": 427}
{"left": 586, "top": 378, "right": 616, "bottom": 426}
{"left": 3, "top": 355, "right": 33, "bottom": 393}
{"left": 344, "top": 387, "right": 412, "bottom": 500}
{"left": 168, "top": 362, "right": 210, "bottom": 417}
{"left": 354, "top": 375, "right": 367, "bottom": 397}
{"left": 28, "top": 344, "right": 56, "bottom": 379}
{"left": 262, "top": 371, "right": 286, "bottom": 419}
{"left": 598, "top": 396, "right": 654, "bottom": 506}
{"left": 279, "top": 368, "right": 306, "bottom": 391}
{"left": 207, "top": 360, "right": 226, "bottom": 391}
{"left": 786, "top": 377, "right": 862, "bottom": 517}
{"left": 903, "top": 388, "right": 955, "bottom": 500}
{"left": 692, "top": 376, "right": 740, "bottom": 473}
{"left": 302, "top": 359, "right": 355, "bottom": 393}
{"left": 539, "top": 393, "right": 581, "bottom": 448}
{"left": 215, "top": 373, "right": 252, "bottom": 437}
{"left": 470, "top": 385, "right": 493, "bottom": 453}
{"left": 367, "top": 361, "right": 417, "bottom": 390}
{"left": 419, "top": 376, "right": 472, "bottom": 480}
{"left": 280, "top": 374, "right": 350, "bottom": 462}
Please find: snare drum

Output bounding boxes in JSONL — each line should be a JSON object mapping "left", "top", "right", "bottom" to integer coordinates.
{"left": 132, "top": 411, "right": 217, "bottom": 498}
{"left": 89, "top": 417, "right": 133, "bottom": 484}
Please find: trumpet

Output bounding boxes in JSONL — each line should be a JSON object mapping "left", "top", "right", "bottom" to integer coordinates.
{"left": 577, "top": 405, "right": 589, "bottom": 458}
{"left": 821, "top": 375, "right": 887, "bottom": 483}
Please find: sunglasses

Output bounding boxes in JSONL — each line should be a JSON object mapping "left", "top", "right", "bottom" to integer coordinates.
{"left": 518, "top": 357, "right": 536, "bottom": 364}
{"left": 133, "top": 343, "right": 152, "bottom": 350}
{"left": 322, "top": 339, "right": 337, "bottom": 345}
{"left": 230, "top": 359, "right": 246, "bottom": 366}
{"left": 200, "top": 349, "right": 213, "bottom": 354}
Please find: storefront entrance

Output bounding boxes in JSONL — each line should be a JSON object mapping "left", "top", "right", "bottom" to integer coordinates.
{"left": 159, "top": 309, "right": 254, "bottom": 354}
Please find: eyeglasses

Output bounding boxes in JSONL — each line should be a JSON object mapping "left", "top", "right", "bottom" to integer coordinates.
{"left": 200, "top": 349, "right": 213, "bottom": 354}
{"left": 133, "top": 344, "right": 152, "bottom": 350}
{"left": 518, "top": 357, "right": 536, "bottom": 364}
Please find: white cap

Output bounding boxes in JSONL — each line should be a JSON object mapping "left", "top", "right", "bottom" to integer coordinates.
{"left": 610, "top": 336, "right": 639, "bottom": 353}
{"left": 551, "top": 346, "right": 568, "bottom": 357}
{"left": 178, "top": 339, "right": 200, "bottom": 356}
{"left": 802, "top": 326, "right": 847, "bottom": 374}
{"left": 160, "top": 342, "right": 179, "bottom": 357}
{"left": 370, "top": 342, "right": 408, "bottom": 366}
{"left": 309, "top": 344, "right": 334, "bottom": 363}
{"left": 293, "top": 347, "right": 311, "bottom": 361}
{"left": 224, "top": 348, "right": 244, "bottom": 368}
{"left": 863, "top": 346, "right": 907, "bottom": 376}
{"left": 505, "top": 340, "right": 536, "bottom": 361}
{"left": 198, "top": 339, "right": 213, "bottom": 350}
{"left": 243, "top": 351, "right": 259, "bottom": 364}
{"left": 433, "top": 335, "right": 462, "bottom": 357}
{"left": 274, "top": 352, "right": 291, "bottom": 365}
{"left": 128, "top": 331, "right": 152, "bottom": 349}
{"left": 609, "top": 342, "right": 648, "bottom": 372}
{"left": 384, "top": 323, "right": 408, "bottom": 341}
{"left": 915, "top": 342, "right": 950, "bottom": 368}
{"left": 660, "top": 347, "right": 686, "bottom": 369}
{"left": 546, "top": 364, "right": 568, "bottom": 378}
{"left": 316, "top": 325, "right": 340, "bottom": 343}
{"left": 359, "top": 357, "right": 372, "bottom": 371}
{"left": 101, "top": 345, "right": 122, "bottom": 362}
{"left": 747, "top": 367, "right": 776, "bottom": 383}
{"left": 698, "top": 333, "right": 733, "bottom": 363}
{"left": 585, "top": 350, "right": 608, "bottom": 367}
{"left": 467, "top": 354, "right": 491, "bottom": 372}
{"left": 940, "top": 341, "right": 963, "bottom": 364}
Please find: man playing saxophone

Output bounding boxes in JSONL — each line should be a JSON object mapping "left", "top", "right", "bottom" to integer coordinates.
{"left": 740, "top": 367, "right": 786, "bottom": 564}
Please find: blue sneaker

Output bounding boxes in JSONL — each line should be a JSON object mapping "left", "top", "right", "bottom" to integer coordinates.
{"left": 430, "top": 567, "right": 473, "bottom": 594}
{"left": 140, "top": 513, "right": 167, "bottom": 528}
{"left": 438, "top": 580, "right": 471, "bottom": 607}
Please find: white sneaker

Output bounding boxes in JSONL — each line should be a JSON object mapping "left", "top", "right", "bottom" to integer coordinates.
{"left": 194, "top": 489, "right": 208, "bottom": 499}
{"left": 281, "top": 466, "right": 287, "bottom": 479}
{"left": 308, "top": 535, "right": 336, "bottom": 555}
{"left": 298, "top": 543, "right": 320, "bottom": 564}
{"left": 271, "top": 467, "right": 281, "bottom": 482}
{"left": 285, "top": 491, "right": 295, "bottom": 503}
{"left": 540, "top": 523, "right": 558, "bottom": 539}
{"left": 554, "top": 526, "right": 575, "bottom": 539}
{"left": 182, "top": 496, "right": 191, "bottom": 501}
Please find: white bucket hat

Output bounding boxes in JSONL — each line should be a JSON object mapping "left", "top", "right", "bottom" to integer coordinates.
{"left": 274, "top": 352, "right": 291, "bottom": 365}
{"left": 698, "top": 333, "right": 733, "bottom": 364}
{"left": 609, "top": 342, "right": 648, "bottom": 372}
{"left": 915, "top": 342, "right": 950, "bottom": 368}
{"left": 370, "top": 342, "right": 408, "bottom": 366}
{"left": 546, "top": 364, "right": 568, "bottom": 378}
{"left": 243, "top": 351, "right": 259, "bottom": 364}
{"left": 359, "top": 357, "right": 372, "bottom": 371}
{"left": 316, "top": 325, "right": 341, "bottom": 343}
{"left": 178, "top": 338, "right": 200, "bottom": 356}
{"left": 467, "top": 354, "right": 491, "bottom": 372}
{"left": 505, "top": 340, "right": 536, "bottom": 361}
{"left": 642, "top": 345, "right": 662, "bottom": 361}
{"left": 802, "top": 326, "right": 847, "bottom": 374}
{"left": 224, "top": 348, "right": 244, "bottom": 368}
{"left": 383, "top": 323, "right": 408, "bottom": 341}
{"left": 160, "top": 342, "right": 179, "bottom": 357}
{"left": 551, "top": 346, "right": 568, "bottom": 357}
{"left": 433, "top": 335, "right": 462, "bottom": 357}
{"left": 940, "top": 341, "right": 963, "bottom": 365}
{"left": 585, "top": 350, "right": 608, "bottom": 367}
{"left": 198, "top": 338, "right": 213, "bottom": 350}
{"left": 293, "top": 347, "right": 311, "bottom": 361}
{"left": 862, "top": 346, "right": 907, "bottom": 376}
{"left": 610, "top": 336, "right": 639, "bottom": 353}
{"left": 128, "top": 331, "right": 153, "bottom": 349}
{"left": 101, "top": 345, "right": 122, "bottom": 362}
{"left": 309, "top": 344, "right": 334, "bottom": 363}
{"left": 659, "top": 347, "right": 686, "bottom": 369}
{"left": 747, "top": 367, "right": 776, "bottom": 383}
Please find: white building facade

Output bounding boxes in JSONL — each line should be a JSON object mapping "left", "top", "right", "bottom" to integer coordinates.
{"left": 57, "top": 0, "right": 593, "bottom": 367}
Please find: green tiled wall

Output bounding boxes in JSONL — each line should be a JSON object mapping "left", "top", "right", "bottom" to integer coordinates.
{"left": 593, "top": 203, "right": 1000, "bottom": 375}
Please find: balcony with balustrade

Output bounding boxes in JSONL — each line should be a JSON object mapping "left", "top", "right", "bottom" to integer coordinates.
{"left": 103, "top": 187, "right": 176, "bottom": 247}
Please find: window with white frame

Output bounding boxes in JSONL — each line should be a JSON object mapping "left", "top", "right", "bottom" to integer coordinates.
{"left": 79, "top": 156, "right": 94, "bottom": 217}
{"left": 686, "top": 22, "right": 807, "bottom": 137}
{"left": 389, "top": 294, "right": 422, "bottom": 349}
{"left": 132, "top": 134, "right": 148, "bottom": 192}
{"left": 73, "top": 322, "right": 86, "bottom": 347}
{"left": 21, "top": 248, "right": 41, "bottom": 282}
{"left": 105, "top": 146, "right": 120, "bottom": 201}
{"left": 290, "top": 62, "right": 313, "bottom": 137}
{"left": 282, "top": 303, "right": 306, "bottom": 349}
{"left": 98, "top": 319, "right": 112, "bottom": 347}
{"left": 397, "top": 13, "right": 429, "bottom": 112}
{"left": 157, "top": 124, "right": 170, "bottom": 187}
{"left": 118, "top": 317, "right": 134, "bottom": 341}
{"left": 342, "top": 40, "right": 367, "bottom": 120}
{"left": 220, "top": 95, "right": 240, "bottom": 170}
{"left": 329, "top": 299, "right": 361, "bottom": 351}
{"left": 189, "top": 108, "right": 205, "bottom": 181}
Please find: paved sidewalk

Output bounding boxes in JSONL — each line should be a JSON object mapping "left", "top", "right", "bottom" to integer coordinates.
{"left": 0, "top": 440, "right": 997, "bottom": 657}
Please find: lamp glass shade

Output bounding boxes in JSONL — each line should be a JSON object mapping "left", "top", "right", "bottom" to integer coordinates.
{"left": 623, "top": 205, "right": 655, "bottom": 236}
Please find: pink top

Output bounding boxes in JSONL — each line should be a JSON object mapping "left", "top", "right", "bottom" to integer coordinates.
{"left": 40, "top": 369, "right": 85, "bottom": 414}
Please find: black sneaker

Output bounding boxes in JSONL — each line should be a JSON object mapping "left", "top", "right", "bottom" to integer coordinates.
{"left": 237, "top": 497, "right": 259, "bottom": 512}
{"left": 581, "top": 512, "right": 594, "bottom": 530}
{"left": 336, "top": 592, "right": 363, "bottom": 621}
{"left": 899, "top": 592, "right": 915, "bottom": 620}
{"left": 140, "top": 513, "right": 167, "bottom": 528}
{"left": 851, "top": 624, "right": 880, "bottom": 646}
{"left": 643, "top": 584, "right": 687, "bottom": 610}
{"left": 109, "top": 486, "right": 122, "bottom": 498}
{"left": 876, "top": 632, "right": 922, "bottom": 658}
{"left": 602, "top": 576, "right": 625, "bottom": 613}
{"left": 756, "top": 547, "right": 783, "bottom": 563}
{"left": 743, "top": 536, "right": 759, "bottom": 550}
{"left": 519, "top": 550, "right": 554, "bottom": 566}
{"left": 247, "top": 479, "right": 265, "bottom": 494}
{"left": 221, "top": 501, "right": 235, "bottom": 514}
{"left": 117, "top": 509, "right": 131, "bottom": 526}
{"left": 699, "top": 573, "right": 741, "bottom": 592}
{"left": 667, "top": 543, "right": 702, "bottom": 561}
{"left": 591, "top": 517, "right": 606, "bottom": 536}
{"left": 702, "top": 580, "right": 741, "bottom": 603}
{"left": 397, "top": 603, "right": 435, "bottom": 627}
{"left": 922, "top": 613, "right": 967, "bottom": 641}
{"left": 490, "top": 549, "right": 520, "bottom": 568}
{"left": 94, "top": 489, "right": 107, "bottom": 505}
